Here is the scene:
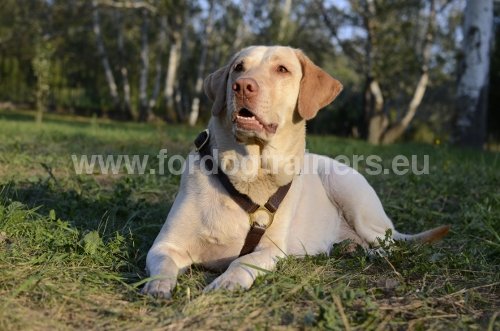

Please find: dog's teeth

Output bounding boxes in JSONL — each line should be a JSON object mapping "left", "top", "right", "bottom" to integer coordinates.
{"left": 238, "top": 116, "right": 257, "bottom": 122}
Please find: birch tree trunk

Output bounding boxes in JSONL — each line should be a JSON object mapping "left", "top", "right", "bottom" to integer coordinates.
{"left": 138, "top": 8, "right": 150, "bottom": 121}
{"left": 164, "top": 35, "right": 182, "bottom": 122}
{"left": 91, "top": 0, "right": 119, "bottom": 113}
{"left": 188, "top": 1, "right": 215, "bottom": 126}
{"left": 454, "top": 0, "right": 494, "bottom": 148}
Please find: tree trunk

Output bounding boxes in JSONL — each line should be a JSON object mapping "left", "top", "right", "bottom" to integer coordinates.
{"left": 164, "top": 35, "right": 182, "bottom": 122}
{"left": 91, "top": 0, "right": 119, "bottom": 113}
{"left": 277, "top": 0, "right": 292, "bottom": 43}
{"left": 379, "top": 0, "right": 436, "bottom": 144}
{"left": 210, "top": 33, "right": 222, "bottom": 70}
{"left": 147, "top": 15, "right": 167, "bottom": 120}
{"left": 366, "top": 79, "right": 387, "bottom": 144}
{"left": 362, "top": 0, "right": 385, "bottom": 144}
{"left": 32, "top": 39, "right": 52, "bottom": 125}
{"left": 188, "top": 1, "right": 215, "bottom": 126}
{"left": 381, "top": 71, "right": 429, "bottom": 144}
{"left": 116, "top": 11, "right": 132, "bottom": 119}
{"left": 233, "top": 1, "right": 249, "bottom": 51}
{"left": 454, "top": 0, "right": 494, "bottom": 148}
{"left": 366, "top": 0, "right": 436, "bottom": 145}
{"left": 162, "top": 8, "right": 185, "bottom": 122}
{"left": 175, "top": 14, "right": 191, "bottom": 121}
{"left": 138, "top": 8, "right": 150, "bottom": 121}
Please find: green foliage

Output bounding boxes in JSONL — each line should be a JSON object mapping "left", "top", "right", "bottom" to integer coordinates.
{"left": 0, "top": 0, "right": 483, "bottom": 142}
{"left": 0, "top": 110, "right": 498, "bottom": 329}
{"left": 82, "top": 231, "right": 104, "bottom": 255}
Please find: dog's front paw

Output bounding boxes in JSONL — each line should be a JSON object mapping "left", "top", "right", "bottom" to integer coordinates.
{"left": 141, "top": 277, "right": 176, "bottom": 299}
{"left": 203, "top": 267, "right": 254, "bottom": 292}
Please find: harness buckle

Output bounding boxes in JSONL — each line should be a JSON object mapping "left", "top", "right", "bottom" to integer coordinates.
{"left": 249, "top": 206, "right": 275, "bottom": 229}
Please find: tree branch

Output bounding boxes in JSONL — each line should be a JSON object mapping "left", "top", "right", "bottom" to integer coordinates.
{"left": 96, "top": 0, "right": 157, "bottom": 13}
{"left": 315, "top": 0, "right": 364, "bottom": 63}
{"left": 380, "top": 0, "right": 436, "bottom": 144}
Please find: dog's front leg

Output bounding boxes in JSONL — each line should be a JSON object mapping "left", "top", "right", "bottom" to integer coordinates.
{"left": 204, "top": 247, "right": 285, "bottom": 291}
{"left": 141, "top": 245, "right": 189, "bottom": 299}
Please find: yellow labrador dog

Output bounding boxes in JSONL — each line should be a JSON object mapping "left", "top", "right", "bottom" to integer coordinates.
{"left": 142, "top": 46, "right": 449, "bottom": 298}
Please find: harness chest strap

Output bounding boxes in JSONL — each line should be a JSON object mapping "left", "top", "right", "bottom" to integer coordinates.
{"left": 194, "top": 129, "right": 292, "bottom": 256}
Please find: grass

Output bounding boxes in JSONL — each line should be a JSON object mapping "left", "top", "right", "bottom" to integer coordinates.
{"left": 0, "top": 109, "right": 498, "bottom": 330}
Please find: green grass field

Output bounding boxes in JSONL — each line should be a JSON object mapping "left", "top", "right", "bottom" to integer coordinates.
{"left": 0, "top": 110, "right": 498, "bottom": 330}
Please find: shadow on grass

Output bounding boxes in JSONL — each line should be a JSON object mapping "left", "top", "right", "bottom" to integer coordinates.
{"left": 0, "top": 177, "right": 172, "bottom": 273}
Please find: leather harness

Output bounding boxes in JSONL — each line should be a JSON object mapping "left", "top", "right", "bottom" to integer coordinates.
{"left": 194, "top": 129, "right": 292, "bottom": 256}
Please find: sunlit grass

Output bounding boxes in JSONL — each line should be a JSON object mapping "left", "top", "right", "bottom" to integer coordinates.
{"left": 0, "top": 109, "right": 498, "bottom": 330}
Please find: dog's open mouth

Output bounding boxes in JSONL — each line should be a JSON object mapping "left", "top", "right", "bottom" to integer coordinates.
{"left": 233, "top": 108, "right": 277, "bottom": 134}
{"left": 235, "top": 108, "right": 264, "bottom": 132}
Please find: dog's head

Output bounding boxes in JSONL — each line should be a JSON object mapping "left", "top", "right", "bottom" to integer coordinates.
{"left": 204, "top": 46, "right": 343, "bottom": 144}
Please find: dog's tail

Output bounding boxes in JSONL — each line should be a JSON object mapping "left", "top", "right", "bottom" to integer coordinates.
{"left": 393, "top": 225, "right": 450, "bottom": 243}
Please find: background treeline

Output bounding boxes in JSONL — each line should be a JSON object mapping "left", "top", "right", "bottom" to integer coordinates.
{"left": 0, "top": 0, "right": 499, "bottom": 146}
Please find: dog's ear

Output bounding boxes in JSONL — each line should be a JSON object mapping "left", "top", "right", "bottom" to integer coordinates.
{"left": 295, "top": 50, "right": 343, "bottom": 120}
{"left": 204, "top": 65, "right": 231, "bottom": 116}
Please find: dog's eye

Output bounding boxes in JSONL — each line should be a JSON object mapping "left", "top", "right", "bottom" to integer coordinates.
{"left": 277, "top": 65, "right": 289, "bottom": 73}
{"left": 234, "top": 62, "right": 244, "bottom": 72}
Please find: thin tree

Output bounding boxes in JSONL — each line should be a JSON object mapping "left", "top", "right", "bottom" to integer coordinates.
{"left": 116, "top": 10, "right": 132, "bottom": 119}
{"left": 163, "top": 9, "right": 184, "bottom": 122}
{"left": 32, "top": 37, "right": 53, "bottom": 124}
{"left": 138, "top": 8, "right": 150, "bottom": 121}
{"left": 146, "top": 15, "right": 168, "bottom": 121}
{"left": 277, "top": 0, "right": 292, "bottom": 43}
{"left": 188, "top": 0, "right": 215, "bottom": 126}
{"left": 91, "top": 0, "right": 120, "bottom": 113}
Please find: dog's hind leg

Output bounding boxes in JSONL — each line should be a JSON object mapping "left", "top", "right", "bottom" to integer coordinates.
{"left": 315, "top": 155, "right": 396, "bottom": 245}
{"left": 315, "top": 155, "right": 450, "bottom": 245}
{"left": 336, "top": 219, "right": 369, "bottom": 252}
